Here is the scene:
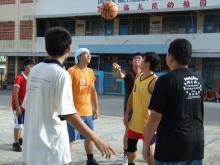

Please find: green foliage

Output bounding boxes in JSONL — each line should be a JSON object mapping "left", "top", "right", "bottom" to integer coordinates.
{"left": 0, "top": 56, "right": 6, "bottom": 64}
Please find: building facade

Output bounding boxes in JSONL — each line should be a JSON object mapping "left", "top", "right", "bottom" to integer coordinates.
{"left": 1, "top": 0, "right": 220, "bottom": 95}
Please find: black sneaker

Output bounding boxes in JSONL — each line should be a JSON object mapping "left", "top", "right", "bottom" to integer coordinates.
{"left": 19, "top": 138, "right": 23, "bottom": 145}
{"left": 12, "top": 142, "right": 22, "bottom": 152}
{"left": 87, "top": 159, "right": 99, "bottom": 165}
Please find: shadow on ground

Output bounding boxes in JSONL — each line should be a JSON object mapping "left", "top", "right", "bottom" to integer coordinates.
{"left": 0, "top": 143, "right": 13, "bottom": 152}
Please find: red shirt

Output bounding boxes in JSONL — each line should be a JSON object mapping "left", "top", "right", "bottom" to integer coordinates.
{"left": 11, "top": 73, "right": 27, "bottom": 111}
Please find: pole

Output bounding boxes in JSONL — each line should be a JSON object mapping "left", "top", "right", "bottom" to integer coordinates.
{"left": 0, "top": 69, "right": 2, "bottom": 89}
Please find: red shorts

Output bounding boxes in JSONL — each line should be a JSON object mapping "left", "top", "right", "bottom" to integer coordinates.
{"left": 127, "top": 129, "right": 144, "bottom": 140}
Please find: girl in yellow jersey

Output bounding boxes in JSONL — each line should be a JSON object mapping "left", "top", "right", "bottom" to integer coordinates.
{"left": 124, "top": 52, "right": 160, "bottom": 165}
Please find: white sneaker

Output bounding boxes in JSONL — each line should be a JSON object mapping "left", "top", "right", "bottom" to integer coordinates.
{"left": 122, "top": 155, "right": 128, "bottom": 165}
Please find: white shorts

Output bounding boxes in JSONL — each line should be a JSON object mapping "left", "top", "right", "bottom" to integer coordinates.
{"left": 13, "top": 111, "right": 25, "bottom": 129}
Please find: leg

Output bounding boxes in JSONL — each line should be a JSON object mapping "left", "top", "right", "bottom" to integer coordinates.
{"left": 127, "top": 152, "right": 136, "bottom": 164}
{"left": 14, "top": 128, "right": 22, "bottom": 143}
{"left": 123, "top": 110, "right": 132, "bottom": 153}
{"left": 84, "top": 116, "right": 95, "bottom": 154}
{"left": 122, "top": 126, "right": 129, "bottom": 165}
{"left": 127, "top": 138, "right": 138, "bottom": 164}
{"left": 83, "top": 116, "right": 99, "bottom": 165}
{"left": 122, "top": 110, "right": 132, "bottom": 165}
{"left": 12, "top": 111, "right": 22, "bottom": 152}
{"left": 85, "top": 140, "right": 99, "bottom": 165}
{"left": 84, "top": 138, "right": 94, "bottom": 154}
{"left": 123, "top": 126, "right": 128, "bottom": 151}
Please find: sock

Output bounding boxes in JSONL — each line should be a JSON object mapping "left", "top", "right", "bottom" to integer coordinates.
{"left": 87, "top": 154, "right": 94, "bottom": 161}
{"left": 128, "top": 163, "right": 135, "bottom": 165}
{"left": 124, "top": 149, "right": 127, "bottom": 156}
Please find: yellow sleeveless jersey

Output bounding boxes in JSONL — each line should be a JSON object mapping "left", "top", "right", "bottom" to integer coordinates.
{"left": 129, "top": 73, "right": 157, "bottom": 134}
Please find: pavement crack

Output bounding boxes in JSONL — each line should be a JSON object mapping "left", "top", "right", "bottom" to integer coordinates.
{"left": 205, "top": 138, "right": 219, "bottom": 146}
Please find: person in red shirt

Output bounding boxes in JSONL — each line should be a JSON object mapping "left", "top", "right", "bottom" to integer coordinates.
{"left": 11, "top": 59, "right": 34, "bottom": 152}
{"left": 206, "top": 88, "right": 215, "bottom": 102}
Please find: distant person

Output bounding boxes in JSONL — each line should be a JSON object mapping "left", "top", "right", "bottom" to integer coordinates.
{"left": 112, "top": 53, "right": 142, "bottom": 165}
{"left": 124, "top": 52, "right": 160, "bottom": 165}
{"left": 206, "top": 88, "right": 215, "bottom": 101}
{"left": 22, "top": 27, "right": 115, "bottom": 165}
{"left": 67, "top": 48, "right": 100, "bottom": 165}
{"left": 142, "top": 39, "right": 204, "bottom": 165}
{"left": 216, "top": 88, "right": 220, "bottom": 102}
{"left": 11, "top": 59, "right": 34, "bottom": 152}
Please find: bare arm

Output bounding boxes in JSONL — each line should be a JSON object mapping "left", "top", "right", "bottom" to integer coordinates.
{"left": 142, "top": 111, "right": 162, "bottom": 160}
{"left": 124, "top": 92, "right": 133, "bottom": 126}
{"left": 112, "top": 63, "right": 126, "bottom": 79}
{"left": 149, "top": 78, "right": 157, "bottom": 94}
{"left": 14, "top": 86, "right": 21, "bottom": 116}
{"left": 64, "top": 114, "right": 115, "bottom": 158}
{"left": 91, "top": 85, "right": 99, "bottom": 119}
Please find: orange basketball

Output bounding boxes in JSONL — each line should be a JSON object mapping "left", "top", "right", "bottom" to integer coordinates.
{"left": 100, "top": 1, "right": 118, "bottom": 20}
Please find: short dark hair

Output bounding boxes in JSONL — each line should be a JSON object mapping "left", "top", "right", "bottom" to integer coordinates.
{"left": 45, "top": 27, "right": 72, "bottom": 57}
{"left": 168, "top": 38, "right": 192, "bottom": 65}
{"left": 132, "top": 52, "right": 142, "bottom": 58}
{"left": 23, "top": 59, "right": 34, "bottom": 67}
{"left": 143, "top": 52, "right": 160, "bottom": 71}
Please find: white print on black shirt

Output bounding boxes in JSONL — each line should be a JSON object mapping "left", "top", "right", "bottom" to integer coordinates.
{"left": 183, "top": 76, "right": 202, "bottom": 99}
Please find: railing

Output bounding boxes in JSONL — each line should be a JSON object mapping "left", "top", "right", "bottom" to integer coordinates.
{"left": 0, "top": 40, "right": 32, "bottom": 51}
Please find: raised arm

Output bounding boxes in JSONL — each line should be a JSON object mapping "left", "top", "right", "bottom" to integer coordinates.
{"left": 112, "top": 63, "right": 126, "bottom": 79}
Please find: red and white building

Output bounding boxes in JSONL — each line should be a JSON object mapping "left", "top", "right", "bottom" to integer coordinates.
{"left": 0, "top": 0, "right": 220, "bottom": 93}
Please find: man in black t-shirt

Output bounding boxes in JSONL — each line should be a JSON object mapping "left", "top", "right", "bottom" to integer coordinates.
{"left": 142, "top": 39, "right": 204, "bottom": 165}
{"left": 112, "top": 53, "right": 142, "bottom": 165}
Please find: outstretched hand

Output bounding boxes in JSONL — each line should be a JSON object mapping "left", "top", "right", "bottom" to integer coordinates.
{"left": 142, "top": 144, "right": 150, "bottom": 161}
{"left": 94, "top": 137, "right": 116, "bottom": 159}
{"left": 112, "top": 63, "right": 121, "bottom": 72}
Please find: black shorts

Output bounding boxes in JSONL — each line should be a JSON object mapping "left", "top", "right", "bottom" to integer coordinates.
{"left": 127, "top": 134, "right": 156, "bottom": 152}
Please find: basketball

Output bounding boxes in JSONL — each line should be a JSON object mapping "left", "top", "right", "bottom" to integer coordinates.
{"left": 100, "top": 1, "right": 118, "bottom": 20}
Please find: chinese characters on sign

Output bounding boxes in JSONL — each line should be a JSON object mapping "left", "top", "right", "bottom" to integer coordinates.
{"left": 124, "top": 4, "right": 129, "bottom": 11}
{"left": 138, "top": 3, "right": 144, "bottom": 11}
{"left": 183, "top": 0, "right": 190, "bottom": 8}
{"left": 200, "top": 0, "right": 206, "bottom": 7}
{"left": 152, "top": 3, "right": 158, "bottom": 10}
{"left": 97, "top": 0, "right": 210, "bottom": 12}
{"left": 97, "top": 6, "right": 101, "bottom": 12}
{"left": 167, "top": 1, "right": 174, "bottom": 9}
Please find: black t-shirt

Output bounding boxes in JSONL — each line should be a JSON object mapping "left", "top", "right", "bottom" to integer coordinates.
{"left": 123, "top": 70, "right": 136, "bottom": 111}
{"left": 149, "top": 68, "right": 204, "bottom": 161}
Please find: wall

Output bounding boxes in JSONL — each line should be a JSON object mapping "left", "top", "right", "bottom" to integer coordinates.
{"left": 0, "top": 1, "right": 36, "bottom": 53}
{"left": 35, "top": 0, "right": 220, "bottom": 17}
{"left": 36, "top": 33, "right": 220, "bottom": 56}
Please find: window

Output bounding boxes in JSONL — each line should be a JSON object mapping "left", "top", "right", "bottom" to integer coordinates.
{"left": 119, "top": 19, "right": 129, "bottom": 35}
{"left": 63, "top": 20, "right": 75, "bottom": 35}
{"left": 0, "top": 21, "right": 15, "bottom": 40}
{"left": 119, "top": 17, "right": 149, "bottom": 35}
{"left": 86, "top": 19, "right": 113, "bottom": 36}
{"left": 105, "top": 21, "right": 113, "bottom": 35}
{"left": 204, "top": 14, "right": 220, "bottom": 33}
{"left": 20, "top": 20, "right": 33, "bottom": 40}
{"left": 131, "top": 18, "right": 149, "bottom": 34}
{"left": 37, "top": 20, "right": 47, "bottom": 37}
{"left": 163, "top": 15, "right": 197, "bottom": 34}
{"left": 20, "top": 0, "right": 33, "bottom": 3}
{"left": 50, "top": 21, "right": 60, "bottom": 28}
{"left": 36, "top": 19, "right": 75, "bottom": 37}
{"left": 0, "top": 0, "right": 15, "bottom": 5}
